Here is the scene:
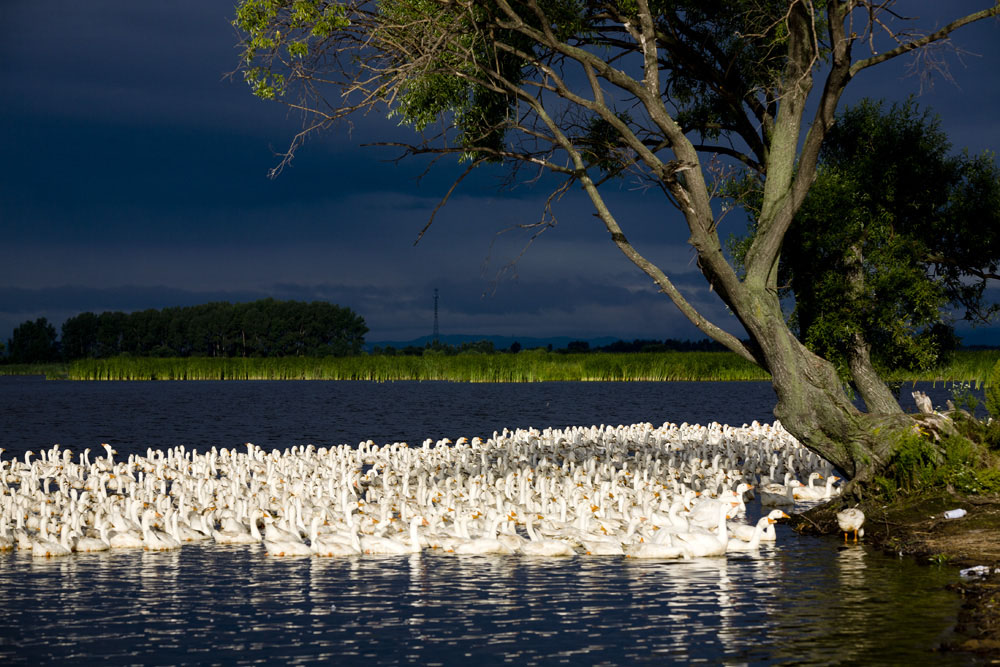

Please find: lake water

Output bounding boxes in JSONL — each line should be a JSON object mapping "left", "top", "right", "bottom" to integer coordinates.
{"left": 0, "top": 378, "right": 980, "bottom": 664}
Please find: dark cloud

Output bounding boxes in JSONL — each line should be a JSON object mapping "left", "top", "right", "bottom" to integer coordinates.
{"left": 1, "top": 1, "right": 998, "bottom": 351}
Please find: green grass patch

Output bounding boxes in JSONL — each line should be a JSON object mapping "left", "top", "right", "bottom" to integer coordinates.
{"left": 875, "top": 426, "right": 1000, "bottom": 500}
{"left": 2, "top": 348, "right": 997, "bottom": 383}
{"left": 0, "top": 363, "right": 69, "bottom": 378}
{"left": 62, "top": 351, "right": 772, "bottom": 382}
{"left": 885, "top": 350, "right": 1000, "bottom": 389}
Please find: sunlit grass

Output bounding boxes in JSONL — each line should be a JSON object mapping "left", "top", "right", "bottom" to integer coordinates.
{"left": 2, "top": 349, "right": 995, "bottom": 384}
{"left": 885, "top": 350, "right": 1000, "bottom": 389}
{"left": 60, "top": 351, "right": 769, "bottom": 381}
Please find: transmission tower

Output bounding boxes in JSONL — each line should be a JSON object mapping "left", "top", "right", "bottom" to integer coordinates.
{"left": 433, "top": 288, "right": 440, "bottom": 343}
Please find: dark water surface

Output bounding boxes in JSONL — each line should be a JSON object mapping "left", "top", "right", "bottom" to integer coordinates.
{"left": 0, "top": 376, "right": 972, "bottom": 458}
{"left": 0, "top": 378, "right": 979, "bottom": 664}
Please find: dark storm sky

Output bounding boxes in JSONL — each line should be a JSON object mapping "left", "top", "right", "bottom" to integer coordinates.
{"left": 2, "top": 1, "right": 998, "bottom": 345}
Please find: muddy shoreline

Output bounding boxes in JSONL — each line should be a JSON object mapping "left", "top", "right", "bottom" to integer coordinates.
{"left": 797, "top": 491, "right": 1000, "bottom": 657}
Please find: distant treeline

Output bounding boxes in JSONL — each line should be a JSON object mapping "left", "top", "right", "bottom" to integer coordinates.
{"left": 371, "top": 337, "right": 728, "bottom": 356}
{"left": 4, "top": 299, "right": 367, "bottom": 362}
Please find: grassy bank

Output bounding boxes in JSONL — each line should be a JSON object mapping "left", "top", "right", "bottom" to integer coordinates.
{"left": 61, "top": 350, "right": 770, "bottom": 382}
{"left": 1, "top": 349, "right": 995, "bottom": 383}
{"left": 0, "top": 363, "right": 70, "bottom": 379}
{"left": 884, "top": 350, "right": 1000, "bottom": 388}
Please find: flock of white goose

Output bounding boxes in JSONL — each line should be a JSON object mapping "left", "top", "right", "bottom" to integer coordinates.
{"left": 0, "top": 420, "right": 849, "bottom": 560}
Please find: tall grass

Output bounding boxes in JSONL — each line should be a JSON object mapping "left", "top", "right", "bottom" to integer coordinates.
{"left": 65, "top": 351, "right": 771, "bottom": 382}
{"left": 885, "top": 350, "right": 1000, "bottom": 389}
{"left": 0, "top": 363, "right": 69, "bottom": 378}
{"left": 30, "top": 348, "right": 999, "bottom": 384}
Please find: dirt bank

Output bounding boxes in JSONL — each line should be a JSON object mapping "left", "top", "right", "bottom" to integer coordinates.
{"left": 796, "top": 491, "right": 1000, "bottom": 657}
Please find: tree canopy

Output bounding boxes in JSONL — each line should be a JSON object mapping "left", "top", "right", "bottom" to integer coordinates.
{"left": 731, "top": 98, "right": 1000, "bottom": 383}
{"left": 232, "top": 1, "right": 1000, "bottom": 485}
{"left": 7, "top": 318, "right": 59, "bottom": 364}
{"left": 45, "top": 299, "right": 367, "bottom": 361}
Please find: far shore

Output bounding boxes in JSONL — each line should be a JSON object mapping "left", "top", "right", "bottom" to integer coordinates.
{"left": 1, "top": 349, "right": 996, "bottom": 385}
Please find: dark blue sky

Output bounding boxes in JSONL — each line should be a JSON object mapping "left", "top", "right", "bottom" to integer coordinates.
{"left": 2, "top": 1, "right": 999, "bottom": 346}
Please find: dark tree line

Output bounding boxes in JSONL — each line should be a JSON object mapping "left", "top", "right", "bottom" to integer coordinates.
{"left": 370, "top": 337, "right": 727, "bottom": 356}
{"left": 6, "top": 318, "right": 59, "bottom": 363}
{"left": 5, "top": 299, "right": 368, "bottom": 362}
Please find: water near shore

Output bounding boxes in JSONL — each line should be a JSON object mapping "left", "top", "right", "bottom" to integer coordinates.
{"left": 0, "top": 378, "right": 981, "bottom": 664}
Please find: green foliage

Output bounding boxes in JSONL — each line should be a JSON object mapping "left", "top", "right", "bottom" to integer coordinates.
{"left": 874, "top": 428, "right": 1000, "bottom": 499}
{"left": 0, "top": 363, "right": 68, "bottom": 378}
{"left": 887, "top": 430, "right": 942, "bottom": 494}
{"left": 376, "top": 1, "right": 545, "bottom": 161}
{"left": 232, "top": 0, "right": 810, "bottom": 168}
{"left": 581, "top": 112, "right": 635, "bottom": 176}
{"left": 7, "top": 317, "right": 59, "bottom": 363}
{"left": 986, "top": 359, "right": 1000, "bottom": 419}
{"left": 233, "top": 0, "right": 348, "bottom": 100}
{"left": 786, "top": 98, "right": 986, "bottom": 380}
{"left": 729, "top": 99, "right": 1000, "bottom": 383}
{"left": 53, "top": 299, "right": 367, "bottom": 360}
{"left": 950, "top": 381, "right": 981, "bottom": 415}
{"left": 8, "top": 348, "right": 998, "bottom": 387}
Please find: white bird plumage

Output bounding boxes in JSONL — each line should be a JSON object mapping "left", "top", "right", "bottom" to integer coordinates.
{"left": 836, "top": 507, "right": 865, "bottom": 543}
{"left": 0, "top": 421, "right": 841, "bottom": 568}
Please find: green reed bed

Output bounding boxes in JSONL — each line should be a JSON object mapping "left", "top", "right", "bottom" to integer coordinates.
{"left": 65, "top": 351, "right": 771, "bottom": 382}
{"left": 0, "top": 363, "right": 69, "bottom": 378}
{"left": 885, "top": 350, "right": 1000, "bottom": 388}
{"left": 47, "top": 348, "right": 999, "bottom": 384}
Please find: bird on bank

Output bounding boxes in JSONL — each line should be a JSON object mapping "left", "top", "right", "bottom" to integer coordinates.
{"left": 836, "top": 507, "right": 865, "bottom": 543}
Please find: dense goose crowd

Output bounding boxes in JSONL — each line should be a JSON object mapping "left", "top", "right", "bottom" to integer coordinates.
{"left": 0, "top": 420, "right": 843, "bottom": 559}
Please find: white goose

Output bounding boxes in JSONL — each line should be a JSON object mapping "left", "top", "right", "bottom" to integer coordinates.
{"left": 75, "top": 522, "right": 111, "bottom": 552}
{"left": 521, "top": 515, "right": 575, "bottom": 557}
{"left": 759, "top": 472, "right": 799, "bottom": 506}
{"left": 673, "top": 502, "right": 732, "bottom": 557}
{"left": 361, "top": 516, "right": 423, "bottom": 555}
{"left": 310, "top": 516, "right": 361, "bottom": 556}
{"left": 0, "top": 518, "right": 15, "bottom": 551}
{"left": 32, "top": 522, "right": 73, "bottom": 558}
{"left": 729, "top": 509, "right": 789, "bottom": 542}
{"left": 108, "top": 520, "right": 146, "bottom": 549}
{"left": 687, "top": 483, "right": 751, "bottom": 529}
{"left": 791, "top": 472, "right": 824, "bottom": 500}
{"left": 263, "top": 523, "right": 313, "bottom": 556}
{"left": 142, "top": 510, "right": 181, "bottom": 551}
{"left": 836, "top": 507, "right": 865, "bottom": 543}
{"left": 213, "top": 510, "right": 264, "bottom": 545}
{"left": 454, "top": 513, "right": 514, "bottom": 555}
{"left": 626, "top": 531, "right": 690, "bottom": 559}
{"left": 727, "top": 513, "right": 787, "bottom": 552}
{"left": 794, "top": 475, "right": 841, "bottom": 501}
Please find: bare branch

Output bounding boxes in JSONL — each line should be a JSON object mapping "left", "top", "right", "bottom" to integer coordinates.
{"left": 849, "top": 4, "right": 1000, "bottom": 77}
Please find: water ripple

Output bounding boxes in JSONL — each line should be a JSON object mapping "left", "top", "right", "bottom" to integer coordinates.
{"left": 0, "top": 379, "right": 979, "bottom": 663}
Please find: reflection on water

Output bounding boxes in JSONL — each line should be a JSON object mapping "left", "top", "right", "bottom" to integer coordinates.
{"left": 0, "top": 524, "right": 965, "bottom": 665}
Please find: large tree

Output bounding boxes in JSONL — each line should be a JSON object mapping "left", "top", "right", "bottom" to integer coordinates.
{"left": 8, "top": 317, "right": 59, "bottom": 363}
{"left": 731, "top": 97, "right": 1000, "bottom": 408}
{"left": 232, "top": 1, "right": 1000, "bottom": 486}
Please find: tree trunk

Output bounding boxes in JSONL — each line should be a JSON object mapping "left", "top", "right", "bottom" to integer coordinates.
{"left": 847, "top": 332, "right": 904, "bottom": 415}
{"left": 736, "top": 288, "right": 914, "bottom": 482}
{"left": 843, "top": 242, "right": 904, "bottom": 415}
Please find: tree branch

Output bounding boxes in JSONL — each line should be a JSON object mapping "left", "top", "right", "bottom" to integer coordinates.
{"left": 849, "top": 4, "right": 1000, "bottom": 77}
